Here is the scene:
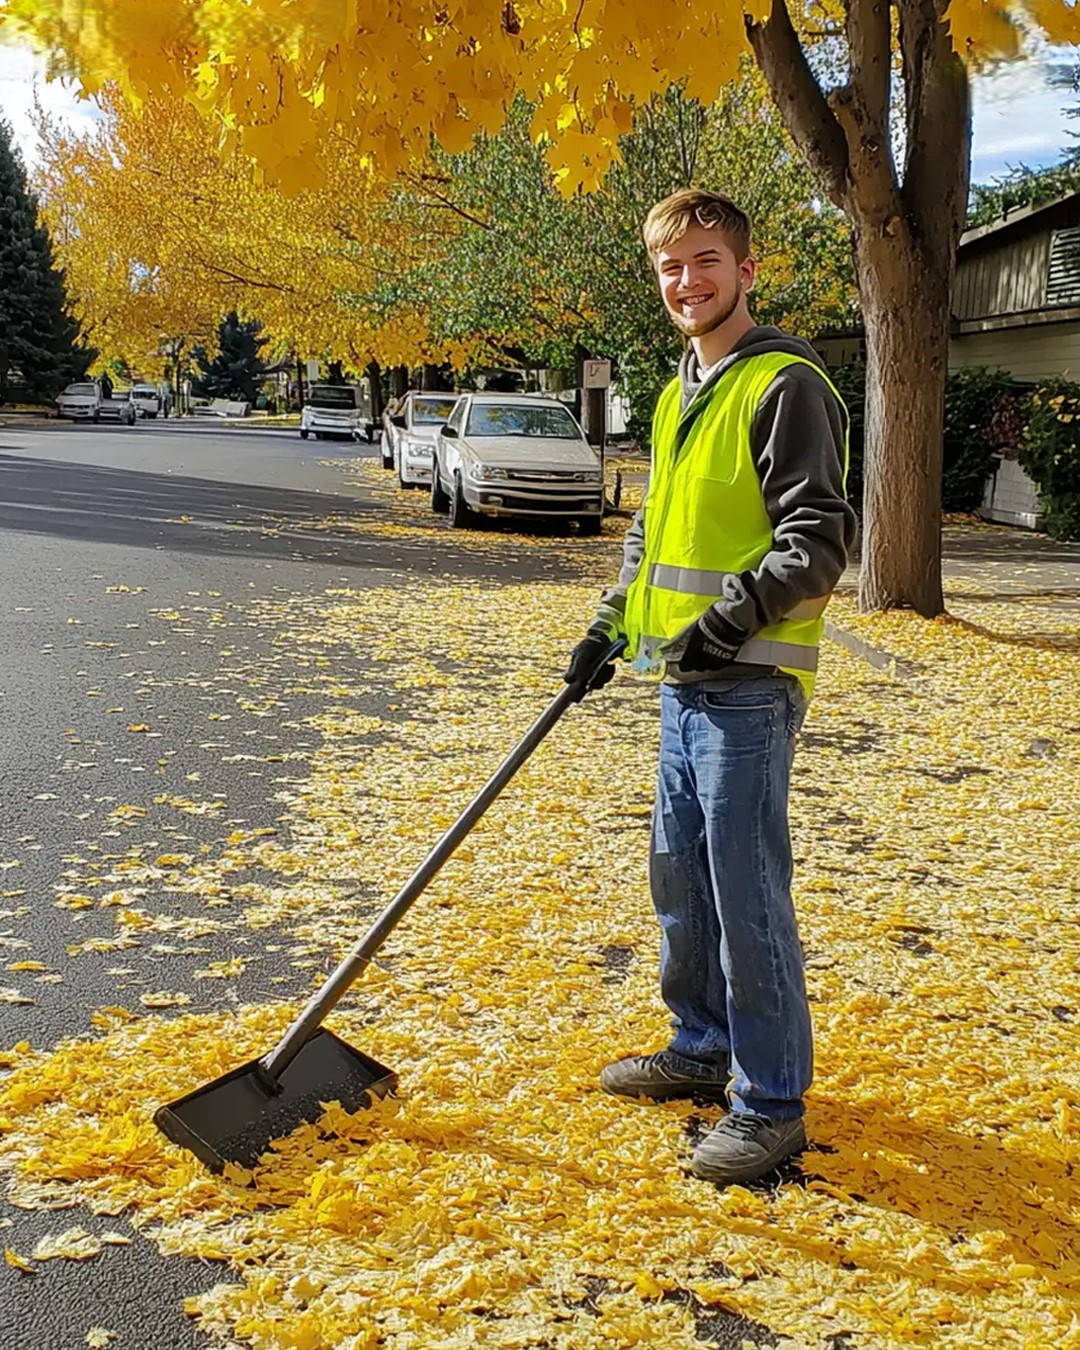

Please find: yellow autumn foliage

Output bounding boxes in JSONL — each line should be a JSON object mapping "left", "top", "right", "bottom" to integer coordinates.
{"left": 0, "top": 477, "right": 1077, "bottom": 1348}
{"left": 33, "top": 90, "right": 477, "bottom": 372}
{"left": 4, "top": 0, "right": 1068, "bottom": 193}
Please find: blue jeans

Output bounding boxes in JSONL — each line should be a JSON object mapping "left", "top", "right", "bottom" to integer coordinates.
{"left": 651, "top": 678, "right": 812, "bottom": 1121}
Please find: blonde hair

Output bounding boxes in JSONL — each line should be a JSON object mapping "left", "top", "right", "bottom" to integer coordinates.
{"left": 643, "top": 188, "right": 752, "bottom": 262}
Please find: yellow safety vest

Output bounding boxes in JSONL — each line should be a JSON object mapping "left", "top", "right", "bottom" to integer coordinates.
{"left": 623, "top": 352, "right": 848, "bottom": 699}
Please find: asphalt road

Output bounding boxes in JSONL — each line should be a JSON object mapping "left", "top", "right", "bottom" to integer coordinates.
{"left": 0, "top": 420, "right": 582, "bottom": 1350}
{"left": 0, "top": 421, "right": 782, "bottom": 1350}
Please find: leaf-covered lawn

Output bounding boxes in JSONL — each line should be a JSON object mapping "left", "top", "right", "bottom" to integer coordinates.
{"left": 1, "top": 489, "right": 1078, "bottom": 1349}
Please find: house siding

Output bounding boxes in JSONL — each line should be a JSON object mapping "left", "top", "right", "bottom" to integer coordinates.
{"left": 949, "top": 320, "right": 1080, "bottom": 381}
{"left": 954, "top": 195, "right": 1080, "bottom": 322}
{"left": 954, "top": 232, "right": 1050, "bottom": 321}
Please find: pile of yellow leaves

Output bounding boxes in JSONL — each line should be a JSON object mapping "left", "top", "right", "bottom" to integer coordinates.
{"left": 0, "top": 495, "right": 1078, "bottom": 1349}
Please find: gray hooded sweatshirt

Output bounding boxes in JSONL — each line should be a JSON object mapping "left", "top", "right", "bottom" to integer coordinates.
{"left": 594, "top": 324, "right": 858, "bottom": 685}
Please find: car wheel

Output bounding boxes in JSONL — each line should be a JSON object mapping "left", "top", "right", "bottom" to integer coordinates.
{"left": 430, "top": 459, "right": 450, "bottom": 514}
{"left": 300, "top": 428, "right": 309, "bottom": 440}
{"left": 92, "top": 410, "right": 100, "bottom": 424}
{"left": 367, "top": 426, "right": 376, "bottom": 444}
{"left": 449, "top": 472, "right": 473, "bottom": 529}
{"left": 380, "top": 435, "right": 394, "bottom": 469}
{"left": 315, "top": 431, "right": 326, "bottom": 441}
{"left": 150, "top": 412, "right": 158, "bottom": 420}
{"left": 578, "top": 515, "right": 602, "bottom": 536}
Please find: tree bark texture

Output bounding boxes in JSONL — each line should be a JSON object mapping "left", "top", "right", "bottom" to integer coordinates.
{"left": 747, "top": 0, "right": 971, "bottom": 615}
{"left": 366, "top": 359, "right": 384, "bottom": 421}
{"left": 858, "top": 239, "right": 950, "bottom": 612}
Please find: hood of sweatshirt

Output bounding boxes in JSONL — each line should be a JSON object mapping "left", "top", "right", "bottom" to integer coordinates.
{"left": 678, "top": 325, "right": 827, "bottom": 412}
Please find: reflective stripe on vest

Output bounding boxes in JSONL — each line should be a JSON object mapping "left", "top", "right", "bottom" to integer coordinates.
{"left": 622, "top": 352, "right": 849, "bottom": 700}
{"left": 645, "top": 563, "right": 829, "bottom": 620}
{"left": 635, "top": 632, "right": 820, "bottom": 673}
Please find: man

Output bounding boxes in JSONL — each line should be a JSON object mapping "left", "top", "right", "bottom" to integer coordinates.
{"left": 565, "top": 188, "right": 856, "bottom": 1185}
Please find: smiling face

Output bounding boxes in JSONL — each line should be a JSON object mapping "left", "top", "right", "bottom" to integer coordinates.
{"left": 655, "top": 223, "right": 756, "bottom": 340}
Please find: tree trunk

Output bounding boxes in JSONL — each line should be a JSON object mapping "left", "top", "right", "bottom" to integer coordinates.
{"left": 421, "top": 362, "right": 451, "bottom": 391}
{"left": 390, "top": 365, "right": 409, "bottom": 398}
{"left": 366, "top": 359, "right": 384, "bottom": 421}
{"left": 747, "top": 0, "right": 970, "bottom": 616}
{"left": 857, "top": 236, "right": 951, "bottom": 613}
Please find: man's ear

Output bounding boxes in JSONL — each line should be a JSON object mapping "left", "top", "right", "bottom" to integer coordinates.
{"left": 740, "top": 256, "right": 757, "bottom": 294}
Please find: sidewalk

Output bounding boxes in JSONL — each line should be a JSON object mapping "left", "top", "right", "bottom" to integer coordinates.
{"left": 837, "top": 520, "right": 1080, "bottom": 597}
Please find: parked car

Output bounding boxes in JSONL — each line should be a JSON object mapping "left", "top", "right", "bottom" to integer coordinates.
{"left": 300, "top": 384, "right": 374, "bottom": 442}
{"left": 56, "top": 381, "right": 102, "bottom": 421}
{"left": 387, "top": 392, "right": 459, "bottom": 488}
{"left": 130, "top": 383, "right": 163, "bottom": 418}
{"left": 431, "top": 394, "right": 604, "bottom": 532}
{"left": 97, "top": 390, "right": 137, "bottom": 426}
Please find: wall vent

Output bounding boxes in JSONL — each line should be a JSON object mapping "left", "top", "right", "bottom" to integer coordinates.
{"left": 1047, "top": 226, "right": 1080, "bottom": 306}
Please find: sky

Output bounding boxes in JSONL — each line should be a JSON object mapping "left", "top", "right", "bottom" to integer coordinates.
{"left": 0, "top": 39, "right": 1078, "bottom": 188}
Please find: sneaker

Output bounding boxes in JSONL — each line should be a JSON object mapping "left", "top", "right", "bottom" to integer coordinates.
{"left": 690, "top": 1113, "right": 806, "bottom": 1184}
{"left": 600, "top": 1051, "right": 729, "bottom": 1102}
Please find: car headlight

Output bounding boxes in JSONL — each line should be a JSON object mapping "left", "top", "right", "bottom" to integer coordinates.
{"left": 403, "top": 438, "right": 431, "bottom": 455}
{"left": 475, "top": 465, "right": 509, "bottom": 481}
{"left": 581, "top": 470, "right": 603, "bottom": 483}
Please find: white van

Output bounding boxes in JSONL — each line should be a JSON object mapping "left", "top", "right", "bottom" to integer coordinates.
{"left": 130, "top": 384, "right": 163, "bottom": 418}
{"left": 300, "top": 384, "right": 374, "bottom": 442}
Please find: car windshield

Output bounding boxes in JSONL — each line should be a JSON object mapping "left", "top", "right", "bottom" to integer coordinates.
{"left": 411, "top": 397, "right": 457, "bottom": 425}
{"left": 66, "top": 384, "right": 96, "bottom": 396}
{"left": 309, "top": 386, "right": 355, "bottom": 408}
{"left": 465, "top": 403, "right": 580, "bottom": 439}
{"left": 132, "top": 386, "right": 156, "bottom": 396}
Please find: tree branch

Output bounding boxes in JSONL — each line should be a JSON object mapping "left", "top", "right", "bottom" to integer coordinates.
{"left": 896, "top": 0, "right": 971, "bottom": 264}
{"left": 414, "top": 193, "right": 494, "bottom": 230}
{"left": 746, "top": 0, "right": 851, "bottom": 211}
{"left": 830, "top": 0, "right": 896, "bottom": 221}
{"left": 194, "top": 259, "right": 297, "bottom": 293}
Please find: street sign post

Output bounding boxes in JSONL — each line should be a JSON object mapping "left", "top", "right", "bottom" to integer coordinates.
{"left": 580, "top": 359, "right": 612, "bottom": 506}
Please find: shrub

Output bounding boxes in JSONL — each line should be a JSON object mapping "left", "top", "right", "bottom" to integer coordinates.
{"left": 1017, "top": 380, "right": 1080, "bottom": 541}
{"left": 830, "top": 363, "right": 1016, "bottom": 514}
{"left": 942, "top": 366, "right": 1020, "bottom": 512}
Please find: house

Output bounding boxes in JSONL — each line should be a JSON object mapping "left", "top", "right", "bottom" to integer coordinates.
{"left": 814, "top": 189, "right": 1080, "bottom": 528}
{"left": 950, "top": 191, "right": 1080, "bottom": 527}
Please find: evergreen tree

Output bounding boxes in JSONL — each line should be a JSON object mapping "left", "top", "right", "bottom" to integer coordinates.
{"left": 0, "top": 121, "right": 93, "bottom": 405}
{"left": 191, "top": 311, "right": 269, "bottom": 402}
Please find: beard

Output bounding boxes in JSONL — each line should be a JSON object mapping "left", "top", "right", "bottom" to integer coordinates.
{"left": 669, "top": 282, "right": 742, "bottom": 338}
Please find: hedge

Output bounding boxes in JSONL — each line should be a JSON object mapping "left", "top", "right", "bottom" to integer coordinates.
{"left": 831, "top": 364, "right": 1018, "bottom": 515}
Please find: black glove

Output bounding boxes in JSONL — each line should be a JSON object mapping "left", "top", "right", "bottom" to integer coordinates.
{"left": 564, "top": 627, "right": 618, "bottom": 690}
{"left": 678, "top": 609, "right": 747, "bottom": 672}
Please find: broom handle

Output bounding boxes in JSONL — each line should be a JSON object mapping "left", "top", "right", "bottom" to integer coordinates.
{"left": 261, "top": 639, "right": 626, "bottom": 1083}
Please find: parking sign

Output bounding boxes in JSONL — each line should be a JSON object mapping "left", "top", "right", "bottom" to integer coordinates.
{"left": 582, "top": 359, "right": 612, "bottom": 389}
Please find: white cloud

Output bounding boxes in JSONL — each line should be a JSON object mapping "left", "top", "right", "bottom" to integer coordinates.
{"left": 0, "top": 42, "right": 100, "bottom": 169}
{"left": 970, "top": 46, "right": 1079, "bottom": 181}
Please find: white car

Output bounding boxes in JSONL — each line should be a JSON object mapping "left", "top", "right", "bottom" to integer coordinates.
{"left": 300, "top": 384, "right": 374, "bottom": 442}
{"left": 56, "top": 381, "right": 102, "bottom": 421}
{"left": 97, "top": 391, "right": 137, "bottom": 426}
{"left": 431, "top": 394, "right": 604, "bottom": 532}
{"left": 130, "top": 384, "right": 163, "bottom": 418}
{"left": 388, "top": 392, "right": 459, "bottom": 488}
